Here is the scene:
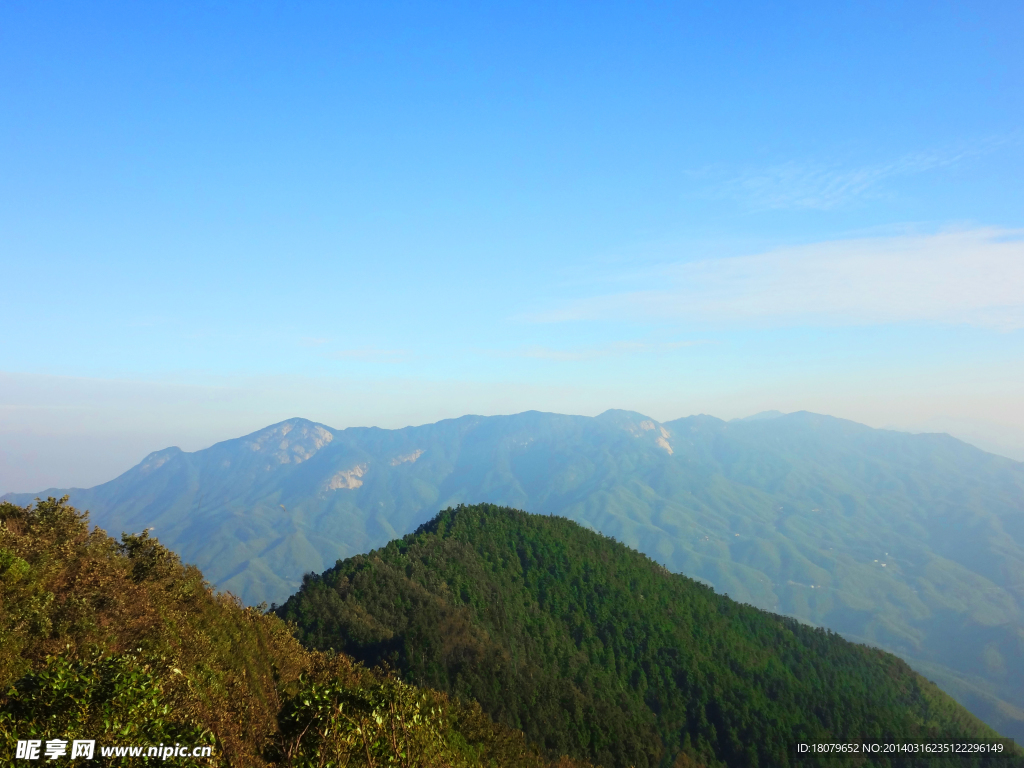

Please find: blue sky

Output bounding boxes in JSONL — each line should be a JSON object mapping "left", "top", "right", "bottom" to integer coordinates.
{"left": 2, "top": 1, "right": 1023, "bottom": 491}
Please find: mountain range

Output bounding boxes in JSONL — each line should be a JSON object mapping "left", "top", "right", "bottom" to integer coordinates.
{"left": 5, "top": 409, "right": 1023, "bottom": 741}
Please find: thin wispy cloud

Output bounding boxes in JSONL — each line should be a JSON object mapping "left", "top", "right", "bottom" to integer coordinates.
{"left": 327, "top": 348, "right": 411, "bottom": 362}
{"left": 714, "top": 137, "right": 1016, "bottom": 211}
{"left": 720, "top": 152, "right": 963, "bottom": 211}
{"left": 483, "top": 340, "right": 711, "bottom": 362}
{"left": 531, "top": 229, "right": 1024, "bottom": 330}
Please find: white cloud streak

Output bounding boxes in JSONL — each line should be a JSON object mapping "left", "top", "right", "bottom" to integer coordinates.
{"left": 532, "top": 229, "right": 1024, "bottom": 330}
{"left": 327, "top": 348, "right": 410, "bottom": 362}
{"left": 720, "top": 152, "right": 965, "bottom": 210}
{"left": 482, "top": 340, "right": 711, "bottom": 362}
{"left": 723, "top": 133, "right": 1023, "bottom": 210}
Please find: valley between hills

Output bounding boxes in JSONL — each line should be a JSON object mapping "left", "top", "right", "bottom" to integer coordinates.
{"left": 5, "top": 409, "right": 1023, "bottom": 745}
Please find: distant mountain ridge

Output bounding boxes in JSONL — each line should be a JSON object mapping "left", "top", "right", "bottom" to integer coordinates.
{"left": 5, "top": 409, "right": 1024, "bottom": 741}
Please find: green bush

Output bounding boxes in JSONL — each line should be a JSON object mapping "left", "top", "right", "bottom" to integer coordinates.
{"left": 0, "top": 652, "right": 210, "bottom": 760}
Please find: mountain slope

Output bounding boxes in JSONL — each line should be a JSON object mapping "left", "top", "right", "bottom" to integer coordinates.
{"left": 5, "top": 409, "right": 1024, "bottom": 740}
{"left": 278, "top": 503, "right": 1016, "bottom": 768}
{"left": 0, "top": 497, "right": 591, "bottom": 768}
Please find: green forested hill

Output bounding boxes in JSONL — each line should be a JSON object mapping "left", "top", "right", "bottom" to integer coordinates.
{"left": 0, "top": 497, "right": 590, "bottom": 767}
{"left": 6, "top": 410, "right": 1023, "bottom": 739}
{"left": 277, "top": 504, "right": 1018, "bottom": 768}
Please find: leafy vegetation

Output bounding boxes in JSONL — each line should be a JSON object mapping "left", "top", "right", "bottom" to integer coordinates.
{"left": 279, "top": 504, "right": 1020, "bottom": 768}
{"left": 0, "top": 497, "right": 590, "bottom": 767}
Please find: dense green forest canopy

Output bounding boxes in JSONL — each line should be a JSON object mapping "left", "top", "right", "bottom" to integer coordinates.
{"left": 279, "top": 504, "right": 1018, "bottom": 768}
{"left": 0, "top": 497, "right": 590, "bottom": 767}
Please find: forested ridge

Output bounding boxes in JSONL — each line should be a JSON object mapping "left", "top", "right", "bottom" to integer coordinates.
{"left": 0, "top": 497, "right": 591, "bottom": 767}
{"left": 278, "top": 504, "right": 1019, "bottom": 768}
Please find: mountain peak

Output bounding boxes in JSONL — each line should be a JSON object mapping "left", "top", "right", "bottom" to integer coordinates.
{"left": 136, "top": 446, "right": 184, "bottom": 475}
{"left": 594, "top": 408, "right": 657, "bottom": 427}
{"left": 241, "top": 418, "right": 335, "bottom": 465}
